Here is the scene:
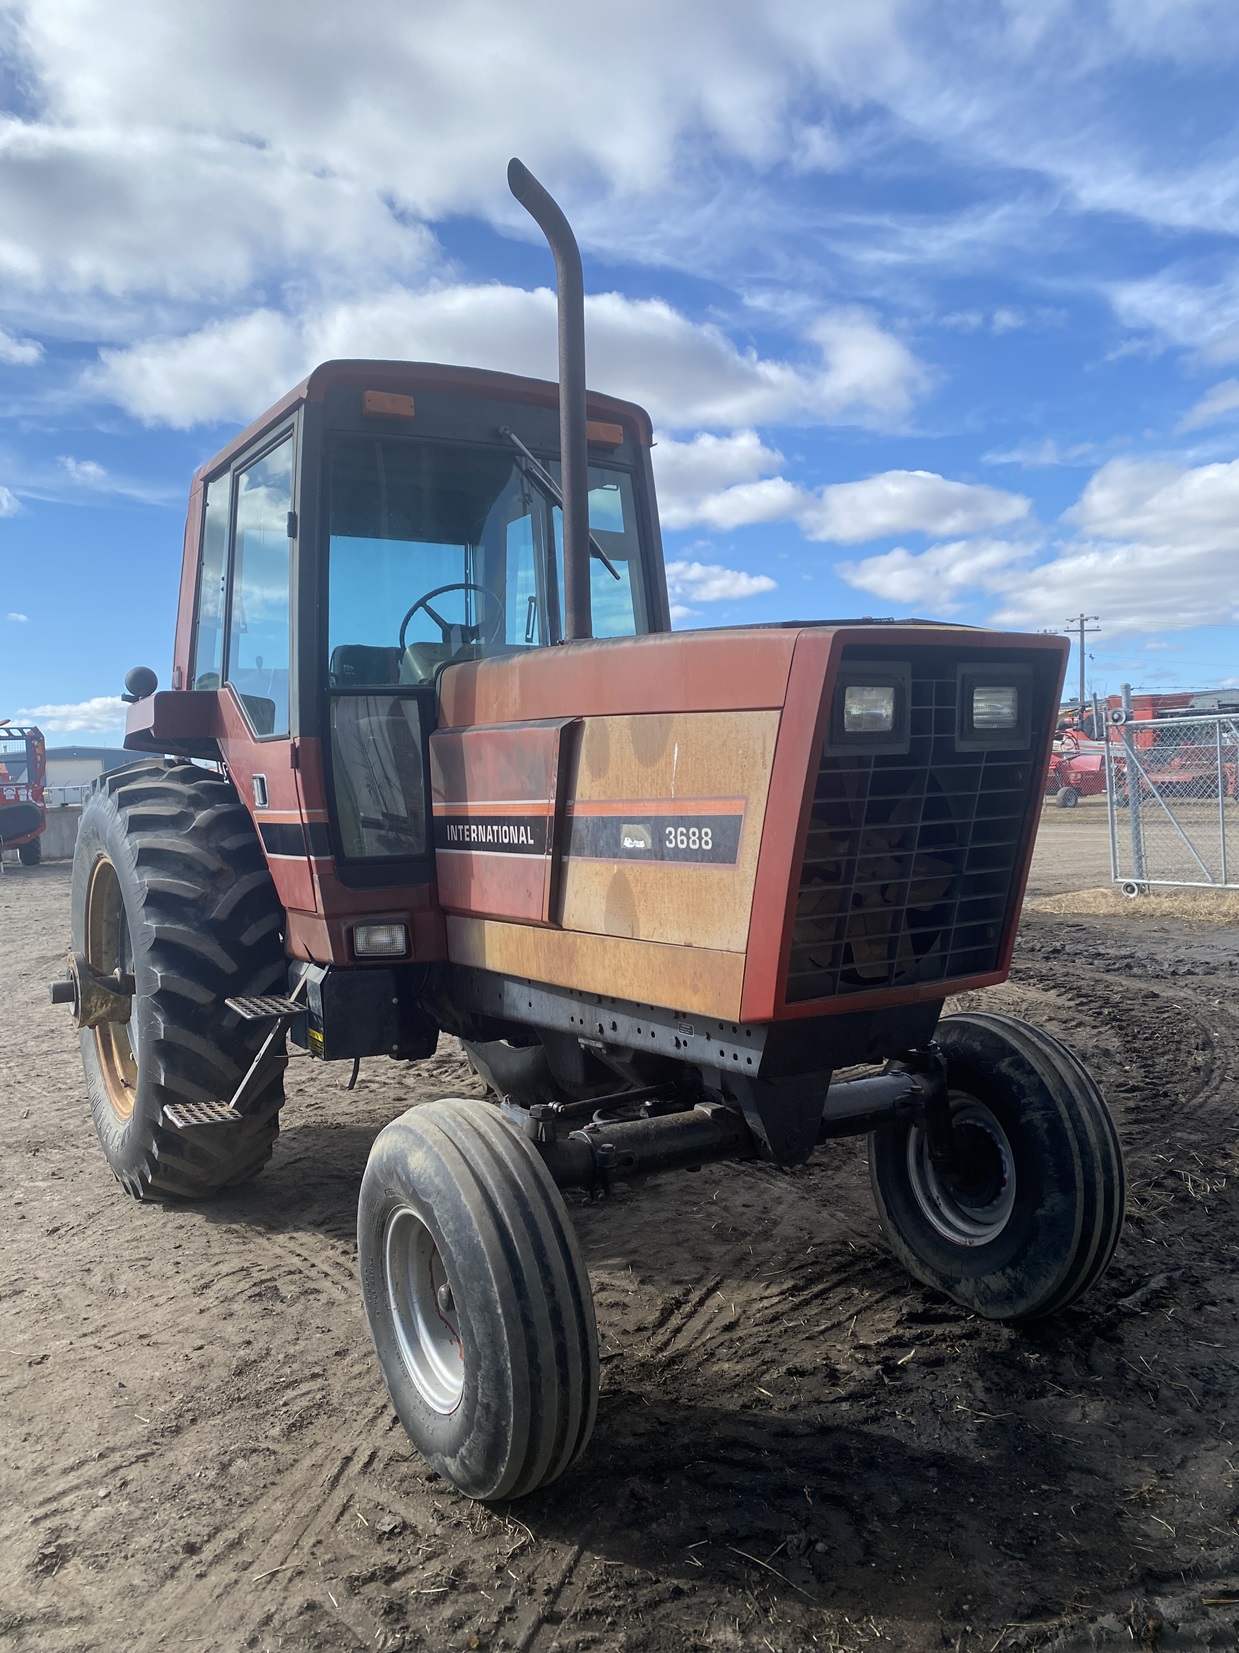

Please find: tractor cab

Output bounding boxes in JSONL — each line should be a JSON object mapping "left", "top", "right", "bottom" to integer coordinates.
{"left": 125, "top": 360, "right": 670, "bottom": 951}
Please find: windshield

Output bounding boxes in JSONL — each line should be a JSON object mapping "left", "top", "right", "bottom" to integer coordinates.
{"left": 326, "top": 435, "right": 647, "bottom": 689}
{"left": 0, "top": 735, "right": 33, "bottom": 783}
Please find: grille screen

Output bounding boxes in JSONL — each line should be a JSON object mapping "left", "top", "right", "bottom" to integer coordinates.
{"left": 786, "top": 649, "right": 1040, "bottom": 1003}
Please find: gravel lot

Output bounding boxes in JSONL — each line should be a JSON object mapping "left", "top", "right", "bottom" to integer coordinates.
{"left": 4, "top": 808, "right": 1239, "bottom": 1652}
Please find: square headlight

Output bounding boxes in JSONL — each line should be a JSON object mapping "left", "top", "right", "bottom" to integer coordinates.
{"left": 828, "top": 663, "right": 911, "bottom": 754}
{"left": 956, "top": 664, "right": 1034, "bottom": 749}
{"left": 353, "top": 922, "right": 409, "bottom": 958}
{"left": 971, "top": 684, "right": 1020, "bottom": 730}
{"left": 843, "top": 684, "right": 897, "bottom": 733}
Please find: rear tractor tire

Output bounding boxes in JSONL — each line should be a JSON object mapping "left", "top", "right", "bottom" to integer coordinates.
{"left": 358, "top": 1099, "right": 598, "bottom": 1500}
{"left": 70, "top": 758, "right": 287, "bottom": 1200}
{"left": 18, "top": 835, "right": 42, "bottom": 865}
{"left": 868, "top": 1012, "right": 1124, "bottom": 1321}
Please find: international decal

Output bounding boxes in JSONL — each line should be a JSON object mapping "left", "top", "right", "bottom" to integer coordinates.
{"left": 434, "top": 814, "right": 549, "bottom": 856}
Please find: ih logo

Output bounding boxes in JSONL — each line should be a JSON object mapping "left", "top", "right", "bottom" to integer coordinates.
{"left": 621, "top": 824, "right": 652, "bottom": 851}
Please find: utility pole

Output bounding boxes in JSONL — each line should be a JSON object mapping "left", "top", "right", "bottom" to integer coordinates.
{"left": 1065, "top": 614, "right": 1100, "bottom": 720}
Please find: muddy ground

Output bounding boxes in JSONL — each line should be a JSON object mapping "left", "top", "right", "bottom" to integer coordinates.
{"left": 4, "top": 815, "right": 1239, "bottom": 1652}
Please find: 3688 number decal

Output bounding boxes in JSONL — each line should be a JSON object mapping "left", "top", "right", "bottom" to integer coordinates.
{"left": 664, "top": 824, "right": 713, "bottom": 851}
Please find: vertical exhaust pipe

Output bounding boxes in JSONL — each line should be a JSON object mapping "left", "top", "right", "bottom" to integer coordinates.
{"left": 507, "top": 158, "right": 591, "bottom": 641}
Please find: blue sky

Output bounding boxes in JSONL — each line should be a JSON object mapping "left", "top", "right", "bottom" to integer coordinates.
{"left": 2, "top": 0, "right": 1239, "bottom": 742}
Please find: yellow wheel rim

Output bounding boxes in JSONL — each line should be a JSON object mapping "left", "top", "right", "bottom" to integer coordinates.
{"left": 84, "top": 856, "right": 138, "bottom": 1121}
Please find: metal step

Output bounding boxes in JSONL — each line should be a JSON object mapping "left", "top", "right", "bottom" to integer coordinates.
{"left": 162, "top": 1100, "right": 242, "bottom": 1128}
{"left": 225, "top": 994, "right": 303, "bottom": 1022}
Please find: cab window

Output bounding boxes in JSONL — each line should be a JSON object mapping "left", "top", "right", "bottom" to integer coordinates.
{"left": 325, "top": 436, "right": 644, "bottom": 689}
{"left": 225, "top": 436, "right": 294, "bottom": 735}
{"left": 192, "top": 475, "right": 229, "bottom": 690}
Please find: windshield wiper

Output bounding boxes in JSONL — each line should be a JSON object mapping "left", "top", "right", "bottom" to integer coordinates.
{"left": 498, "top": 426, "right": 621, "bottom": 580}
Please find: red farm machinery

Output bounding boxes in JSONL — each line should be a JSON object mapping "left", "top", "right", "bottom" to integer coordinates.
{"left": 0, "top": 722, "right": 47, "bottom": 864}
{"left": 50, "top": 163, "right": 1125, "bottom": 1501}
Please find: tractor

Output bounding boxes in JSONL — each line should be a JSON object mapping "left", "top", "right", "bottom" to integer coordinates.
{"left": 0, "top": 722, "right": 47, "bottom": 865}
{"left": 52, "top": 162, "right": 1124, "bottom": 1502}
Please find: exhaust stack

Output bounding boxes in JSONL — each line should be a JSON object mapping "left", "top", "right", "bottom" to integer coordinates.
{"left": 507, "top": 157, "right": 591, "bottom": 641}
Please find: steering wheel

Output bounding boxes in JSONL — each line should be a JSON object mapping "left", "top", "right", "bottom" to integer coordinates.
{"left": 398, "top": 582, "right": 506, "bottom": 654}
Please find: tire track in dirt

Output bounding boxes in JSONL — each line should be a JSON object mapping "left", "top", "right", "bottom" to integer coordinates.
{"left": 134, "top": 1402, "right": 393, "bottom": 1652}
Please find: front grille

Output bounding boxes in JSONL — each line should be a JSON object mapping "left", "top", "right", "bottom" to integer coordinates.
{"left": 785, "top": 650, "right": 1037, "bottom": 1003}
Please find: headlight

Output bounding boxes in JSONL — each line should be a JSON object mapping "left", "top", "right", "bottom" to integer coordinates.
{"left": 353, "top": 923, "right": 409, "bottom": 958}
{"left": 956, "top": 663, "right": 1033, "bottom": 749}
{"left": 828, "top": 663, "right": 911, "bottom": 753}
{"left": 843, "top": 684, "right": 896, "bottom": 733}
{"left": 971, "top": 684, "right": 1020, "bottom": 730}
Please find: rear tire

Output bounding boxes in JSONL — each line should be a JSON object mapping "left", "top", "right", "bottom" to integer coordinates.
{"left": 18, "top": 836, "right": 42, "bottom": 865}
{"left": 868, "top": 1012, "right": 1124, "bottom": 1321}
{"left": 70, "top": 758, "right": 287, "bottom": 1199}
{"left": 358, "top": 1098, "right": 598, "bottom": 1500}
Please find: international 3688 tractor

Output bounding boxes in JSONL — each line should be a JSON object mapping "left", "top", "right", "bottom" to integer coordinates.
{"left": 53, "top": 163, "right": 1124, "bottom": 1501}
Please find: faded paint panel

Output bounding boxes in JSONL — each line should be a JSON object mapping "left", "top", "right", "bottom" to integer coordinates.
{"left": 445, "top": 915, "right": 747, "bottom": 1022}
{"left": 557, "top": 710, "right": 778, "bottom": 953}
{"left": 429, "top": 719, "right": 575, "bottom": 924}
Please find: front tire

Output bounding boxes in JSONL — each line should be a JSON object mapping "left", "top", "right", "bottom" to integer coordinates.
{"left": 868, "top": 1012, "right": 1124, "bottom": 1321}
{"left": 70, "top": 758, "right": 287, "bottom": 1199}
{"left": 358, "top": 1099, "right": 598, "bottom": 1500}
{"left": 1055, "top": 785, "right": 1079, "bottom": 808}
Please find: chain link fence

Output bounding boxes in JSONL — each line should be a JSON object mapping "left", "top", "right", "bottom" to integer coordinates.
{"left": 1106, "top": 714, "right": 1239, "bottom": 891}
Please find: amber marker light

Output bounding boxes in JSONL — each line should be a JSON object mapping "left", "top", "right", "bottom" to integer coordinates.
{"left": 362, "top": 391, "right": 416, "bottom": 420}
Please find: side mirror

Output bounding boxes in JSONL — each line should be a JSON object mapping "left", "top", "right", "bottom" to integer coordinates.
{"left": 122, "top": 666, "right": 158, "bottom": 703}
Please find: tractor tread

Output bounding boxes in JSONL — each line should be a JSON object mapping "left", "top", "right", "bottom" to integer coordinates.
{"left": 74, "top": 757, "right": 286, "bottom": 1200}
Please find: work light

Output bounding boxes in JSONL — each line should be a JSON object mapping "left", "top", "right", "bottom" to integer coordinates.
{"left": 353, "top": 923, "right": 409, "bottom": 958}
{"left": 843, "top": 684, "right": 897, "bottom": 733}
{"left": 956, "top": 664, "right": 1034, "bottom": 749}
{"left": 971, "top": 684, "right": 1020, "bottom": 730}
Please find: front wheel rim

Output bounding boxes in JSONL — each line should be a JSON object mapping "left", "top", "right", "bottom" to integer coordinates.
{"left": 384, "top": 1206, "right": 465, "bottom": 1414}
{"left": 906, "top": 1094, "right": 1016, "bottom": 1247}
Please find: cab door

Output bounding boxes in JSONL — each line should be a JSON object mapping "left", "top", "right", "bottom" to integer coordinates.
{"left": 189, "top": 422, "right": 317, "bottom": 912}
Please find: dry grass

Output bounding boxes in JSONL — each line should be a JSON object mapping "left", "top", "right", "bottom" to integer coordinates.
{"left": 1028, "top": 883, "right": 1239, "bottom": 923}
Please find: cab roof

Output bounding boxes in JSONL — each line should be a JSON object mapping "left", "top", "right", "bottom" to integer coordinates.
{"left": 191, "top": 359, "right": 655, "bottom": 490}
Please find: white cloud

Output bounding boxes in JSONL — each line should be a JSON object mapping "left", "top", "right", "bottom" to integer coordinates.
{"left": 7, "top": 612, "right": 28, "bottom": 622}
{"left": 0, "top": 486, "right": 19, "bottom": 516}
{"left": 653, "top": 430, "right": 785, "bottom": 528}
{"left": 1064, "top": 455, "right": 1239, "bottom": 545}
{"left": 0, "top": 0, "right": 1238, "bottom": 375}
{"left": 982, "top": 438, "right": 1096, "bottom": 468}
{"left": 0, "top": 0, "right": 903, "bottom": 312}
{"left": 686, "top": 478, "right": 808, "bottom": 532}
{"left": 837, "top": 538, "right": 1035, "bottom": 612}
{"left": 59, "top": 456, "right": 108, "bottom": 485}
{"left": 1177, "top": 379, "right": 1239, "bottom": 432}
{"left": 656, "top": 450, "right": 1031, "bottom": 544}
{"left": 88, "top": 287, "right": 928, "bottom": 432}
{"left": 0, "top": 327, "right": 42, "bottom": 365}
{"left": 14, "top": 695, "right": 127, "bottom": 735}
{"left": 802, "top": 470, "right": 1030, "bottom": 543}
{"left": 0, "top": 117, "right": 437, "bottom": 304}
{"left": 861, "top": 454, "right": 1239, "bottom": 637}
{"left": 664, "top": 560, "right": 777, "bottom": 604}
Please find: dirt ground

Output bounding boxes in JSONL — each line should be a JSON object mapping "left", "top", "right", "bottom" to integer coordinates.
{"left": 5, "top": 807, "right": 1239, "bottom": 1653}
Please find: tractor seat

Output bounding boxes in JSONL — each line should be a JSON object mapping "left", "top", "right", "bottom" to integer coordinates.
{"left": 329, "top": 645, "right": 402, "bottom": 688}
{"left": 399, "top": 643, "right": 453, "bottom": 685}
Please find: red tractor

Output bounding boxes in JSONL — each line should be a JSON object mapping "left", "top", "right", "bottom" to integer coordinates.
{"left": 51, "top": 162, "right": 1124, "bottom": 1501}
{"left": 1046, "top": 728, "right": 1107, "bottom": 808}
{"left": 0, "top": 722, "right": 47, "bottom": 864}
